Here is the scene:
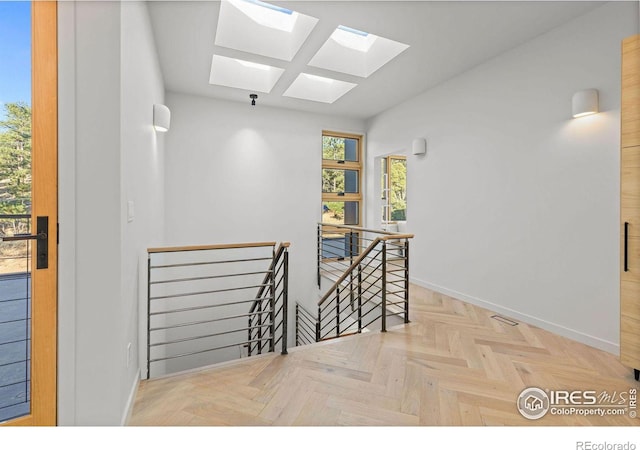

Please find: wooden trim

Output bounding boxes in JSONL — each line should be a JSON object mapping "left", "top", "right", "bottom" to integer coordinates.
{"left": 621, "top": 35, "right": 640, "bottom": 149}
{"left": 1, "top": 0, "right": 60, "bottom": 427}
{"left": 322, "top": 131, "right": 363, "bottom": 228}
{"left": 148, "top": 242, "right": 277, "bottom": 254}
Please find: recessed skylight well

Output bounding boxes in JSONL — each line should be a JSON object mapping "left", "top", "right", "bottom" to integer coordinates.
{"left": 215, "top": 0, "right": 319, "bottom": 62}
{"left": 283, "top": 73, "right": 357, "bottom": 104}
{"left": 209, "top": 55, "right": 284, "bottom": 93}
{"left": 309, "top": 25, "right": 409, "bottom": 78}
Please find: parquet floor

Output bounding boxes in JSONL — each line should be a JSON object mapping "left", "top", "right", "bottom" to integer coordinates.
{"left": 129, "top": 284, "right": 639, "bottom": 426}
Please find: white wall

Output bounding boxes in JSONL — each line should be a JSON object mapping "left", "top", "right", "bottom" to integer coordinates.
{"left": 58, "top": 1, "right": 165, "bottom": 425}
{"left": 163, "top": 92, "right": 365, "bottom": 339}
{"left": 365, "top": 2, "right": 639, "bottom": 353}
{"left": 120, "top": 1, "right": 166, "bottom": 422}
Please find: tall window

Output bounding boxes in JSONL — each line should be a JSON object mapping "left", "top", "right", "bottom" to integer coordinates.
{"left": 381, "top": 155, "right": 406, "bottom": 223}
{"left": 321, "top": 131, "right": 362, "bottom": 227}
{"left": 321, "top": 131, "right": 362, "bottom": 261}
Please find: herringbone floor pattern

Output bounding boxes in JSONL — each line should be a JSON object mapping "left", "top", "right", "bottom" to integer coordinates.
{"left": 129, "top": 285, "right": 639, "bottom": 426}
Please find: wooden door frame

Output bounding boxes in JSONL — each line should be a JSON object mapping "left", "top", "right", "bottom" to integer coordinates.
{"left": 1, "top": 0, "right": 58, "bottom": 426}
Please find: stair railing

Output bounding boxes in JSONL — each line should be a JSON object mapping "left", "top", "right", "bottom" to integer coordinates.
{"left": 247, "top": 242, "right": 290, "bottom": 357}
{"left": 146, "top": 241, "right": 289, "bottom": 379}
{"left": 299, "top": 228, "right": 413, "bottom": 344}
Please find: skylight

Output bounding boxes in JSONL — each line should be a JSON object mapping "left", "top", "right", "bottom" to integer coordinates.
{"left": 209, "top": 55, "right": 285, "bottom": 93}
{"left": 332, "top": 25, "right": 378, "bottom": 53}
{"left": 308, "top": 26, "right": 409, "bottom": 78}
{"left": 283, "top": 73, "right": 357, "bottom": 104}
{"left": 215, "top": 0, "right": 318, "bottom": 62}
{"left": 229, "top": 0, "right": 298, "bottom": 33}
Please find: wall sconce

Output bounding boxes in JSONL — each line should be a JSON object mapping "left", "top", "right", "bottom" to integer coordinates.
{"left": 572, "top": 89, "right": 599, "bottom": 118}
{"left": 153, "top": 104, "right": 171, "bottom": 132}
{"left": 412, "top": 138, "right": 426, "bottom": 155}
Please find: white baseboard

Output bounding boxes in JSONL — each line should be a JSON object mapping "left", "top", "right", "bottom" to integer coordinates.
{"left": 410, "top": 277, "right": 620, "bottom": 356}
{"left": 121, "top": 369, "right": 140, "bottom": 426}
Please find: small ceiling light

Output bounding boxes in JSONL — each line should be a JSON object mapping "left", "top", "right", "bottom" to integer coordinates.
{"left": 572, "top": 89, "right": 599, "bottom": 118}
{"left": 250, "top": 93, "right": 258, "bottom": 106}
{"left": 153, "top": 104, "right": 170, "bottom": 132}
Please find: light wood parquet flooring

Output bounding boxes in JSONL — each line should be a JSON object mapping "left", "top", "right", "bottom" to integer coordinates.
{"left": 129, "top": 284, "right": 639, "bottom": 426}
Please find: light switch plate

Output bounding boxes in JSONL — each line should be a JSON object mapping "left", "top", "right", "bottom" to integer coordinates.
{"left": 127, "top": 200, "right": 134, "bottom": 223}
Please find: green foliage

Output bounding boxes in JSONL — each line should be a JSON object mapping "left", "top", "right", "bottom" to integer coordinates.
{"left": 389, "top": 158, "right": 406, "bottom": 217}
{"left": 322, "top": 136, "right": 345, "bottom": 160}
{"left": 0, "top": 102, "right": 31, "bottom": 216}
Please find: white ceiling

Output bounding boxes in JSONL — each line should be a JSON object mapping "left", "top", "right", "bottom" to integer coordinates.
{"left": 147, "top": 1, "right": 605, "bottom": 120}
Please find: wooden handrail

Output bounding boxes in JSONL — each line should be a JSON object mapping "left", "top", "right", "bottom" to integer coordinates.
{"left": 380, "top": 234, "right": 414, "bottom": 240}
{"left": 318, "top": 223, "right": 413, "bottom": 237}
{"left": 148, "top": 241, "right": 276, "bottom": 254}
{"left": 318, "top": 237, "right": 384, "bottom": 306}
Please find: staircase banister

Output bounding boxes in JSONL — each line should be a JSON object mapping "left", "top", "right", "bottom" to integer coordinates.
{"left": 318, "top": 223, "right": 407, "bottom": 236}
{"left": 148, "top": 241, "right": 277, "bottom": 254}
{"left": 249, "top": 242, "right": 290, "bottom": 314}
{"left": 318, "top": 237, "right": 384, "bottom": 306}
{"left": 380, "top": 234, "right": 414, "bottom": 241}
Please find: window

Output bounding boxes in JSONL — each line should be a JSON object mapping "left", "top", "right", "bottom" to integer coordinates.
{"left": 381, "top": 155, "right": 406, "bottom": 223}
{"left": 321, "top": 131, "right": 362, "bottom": 260}
{"left": 321, "top": 131, "right": 362, "bottom": 226}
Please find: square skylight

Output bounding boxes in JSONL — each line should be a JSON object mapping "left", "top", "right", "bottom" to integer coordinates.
{"left": 215, "top": 0, "right": 319, "bottom": 62}
{"left": 209, "top": 54, "right": 285, "bottom": 93}
{"left": 308, "top": 25, "right": 409, "bottom": 78}
{"left": 282, "top": 73, "right": 357, "bottom": 104}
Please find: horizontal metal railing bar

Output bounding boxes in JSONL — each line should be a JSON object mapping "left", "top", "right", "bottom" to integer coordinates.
{"left": 150, "top": 283, "right": 271, "bottom": 301}
{"left": 149, "top": 337, "right": 273, "bottom": 363}
{"left": 0, "top": 296, "right": 30, "bottom": 304}
{"left": 150, "top": 270, "right": 273, "bottom": 285}
{"left": 386, "top": 261, "right": 406, "bottom": 270}
{"left": 148, "top": 242, "right": 277, "bottom": 254}
{"left": 0, "top": 358, "right": 29, "bottom": 369}
{"left": 0, "top": 379, "right": 31, "bottom": 390}
{"left": 297, "top": 311, "right": 317, "bottom": 330}
{"left": 297, "top": 334, "right": 314, "bottom": 345}
{"left": 0, "top": 214, "right": 31, "bottom": 219}
{"left": 387, "top": 289, "right": 408, "bottom": 296}
{"left": 297, "top": 325, "right": 315, "bottom": 340}
{"left": 274, "top": 335, "right": 282, "bottom": 346}
{"left": 386, "top": 279, "right": 406, "bottom": 287}
{"left": 362, "top": 315, "right": 383, "bottom": 330}
{"left": 319, "top": 247, "right": 354, "bottom": 260}
{"left": 0, "top": 399, "right": 29, "bottom": 411}
{"left": 0, "top": 337, "right": 30, "bottom": 347}
{"left": 150, "top": 311, "right": 266, "bottom": 332}
{"left": 150, "top": 296, "right": 273, "bottom": 316}
{"left": 150, "top": 256, "right": 273, "bottom": 270}
{"left": 150, "top": 323, "right": 273, "bottom": 347}
{"left": 296, "top": 311, "right": 316, "bottom": 326}
{"left": 0, "top": 317, "right": 30, "bottom": 326}
{"left": 387, "top": 268, "right": 407, "bottom": 274}
{"left": 296, "top": 303, "right": 317, "bottom": 320}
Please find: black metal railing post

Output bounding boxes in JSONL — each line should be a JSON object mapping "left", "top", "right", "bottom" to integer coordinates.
{"left": 281, "top": 249, "right": 289, "bottom": 355}
{"left": 357, "top": 264, "right": 362, "bottom": 333}
{"left": 316, "top": 306, "right": 322, "bottom": 342}
{"left": 349, "top": 231, "right": 354, "bottom": 310}
{"left": 317, "top": 224, "right": 321, "bottom": 288}
{"left": 404, "top": 239, "right": 410, "bottom": 324}
{"left": 381, "top": 240, "right": 387, "bottom": 332}
{"left": 147, "top": 253, "right": 152, "bottom": 379}
{"left": 269, "top": 260, "right": 276, "bottom": 353}
{"left": 335, "top": 289, "right": 340, "bottom": 337}
{"left": 295, "top": 304, "right": 299, "bottom": 347}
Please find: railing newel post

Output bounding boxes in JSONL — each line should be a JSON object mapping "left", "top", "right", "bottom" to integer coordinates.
{"left": 404, "top": 238, "right": 410, "bottom": 324}
{"left": 316, "top": 306, "right": 322, "bottom": 342}
{"left": 381, "top": 240, "right": 387, "bottom": 333}
{"left": 147, "top": 252, "right": 152, "bottom": 379}
{"left": 357, "top": 264, "right": 362, "bottom": 333}
{"left": 281, "top": 249, "right": 289, "bottom": 355}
